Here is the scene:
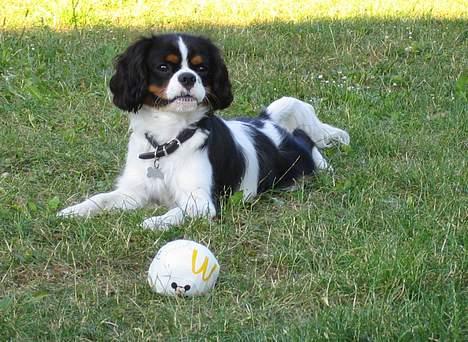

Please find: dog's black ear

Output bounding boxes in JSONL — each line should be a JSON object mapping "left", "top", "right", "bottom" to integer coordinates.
{"left": 208, "top": 47, "right": 233, "bottom": 110}
{"left": 110, "top": 38, "right": 152, "bottom": 113}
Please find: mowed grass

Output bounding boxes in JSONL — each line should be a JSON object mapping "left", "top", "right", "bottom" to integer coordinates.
{"left": 1, "top": 0, "right": 467, "bottom": 340}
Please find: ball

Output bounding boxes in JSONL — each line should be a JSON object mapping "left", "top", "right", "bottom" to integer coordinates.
{"left": 147, "top": 239, "right": 220, "bottom": 297}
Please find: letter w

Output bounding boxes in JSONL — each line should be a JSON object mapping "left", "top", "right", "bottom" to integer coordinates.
{"left": 191, "top": 248, "right": 218, "bottom": 282}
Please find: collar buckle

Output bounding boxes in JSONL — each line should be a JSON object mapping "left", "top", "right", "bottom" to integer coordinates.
{"left": 139, "top": 129, "right": 197, "bottom": 160}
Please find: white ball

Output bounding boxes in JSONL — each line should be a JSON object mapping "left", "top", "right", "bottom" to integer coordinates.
{"left": 147, "top": 239, "right": 220, "bottom": 297}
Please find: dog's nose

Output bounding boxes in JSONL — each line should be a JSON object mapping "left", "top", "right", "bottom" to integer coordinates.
{"left": 178, "top": 72, "right": 196, "bottom": 89}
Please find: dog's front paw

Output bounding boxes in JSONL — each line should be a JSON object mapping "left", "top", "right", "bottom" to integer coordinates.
{"left": 141, "top": 209, "right": 183, "bottom": 230}
{"left": 141, "top": 216, "right": 174, "bottom": 231}
{"left": 58, "top": 201, "right": 98, "bottom": 218}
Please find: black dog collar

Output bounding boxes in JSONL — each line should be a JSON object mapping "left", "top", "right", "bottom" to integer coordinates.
{"left": 139, "top": 128, "right": 198, "bottom": 160}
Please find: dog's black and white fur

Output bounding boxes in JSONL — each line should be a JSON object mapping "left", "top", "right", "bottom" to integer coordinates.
{"left": 59, "top": 33, "right": 350, "bottom": 229}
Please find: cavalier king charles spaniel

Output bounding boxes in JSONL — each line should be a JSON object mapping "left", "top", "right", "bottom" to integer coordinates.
{"left": 59, "top": 33, "right": 350, "bottom": 229}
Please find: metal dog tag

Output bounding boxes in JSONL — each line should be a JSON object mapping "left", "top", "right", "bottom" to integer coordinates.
{"left": 147, "top": 166, "right": 164, "bottom": 179}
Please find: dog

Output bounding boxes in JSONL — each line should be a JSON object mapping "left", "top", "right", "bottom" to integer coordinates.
{"left": 58, "top": 33, "right": 350, "bottom": 229}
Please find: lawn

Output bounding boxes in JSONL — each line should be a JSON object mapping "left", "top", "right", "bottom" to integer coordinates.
{"left": 0, "top": 0, "right": 467, "bottom": 340}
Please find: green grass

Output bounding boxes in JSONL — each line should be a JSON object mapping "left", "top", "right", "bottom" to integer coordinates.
{"left": 1, "top": 0, "right": 467, "bottom": 340}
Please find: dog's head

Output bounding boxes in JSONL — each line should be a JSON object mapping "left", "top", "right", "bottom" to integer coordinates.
{"left": 109, "top": 33, "right": 233, "bottom": 113}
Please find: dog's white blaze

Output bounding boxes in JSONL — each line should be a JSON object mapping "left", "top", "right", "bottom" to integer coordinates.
{"left": 163, "top": 36, "right": 205, "bottom": 106}
{"left": 178, "top": 36, "right": 189, "bottom": 69}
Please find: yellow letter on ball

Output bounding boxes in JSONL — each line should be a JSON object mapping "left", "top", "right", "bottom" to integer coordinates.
{"left": 191, "top": 248, "right": 218, "bottom": 282}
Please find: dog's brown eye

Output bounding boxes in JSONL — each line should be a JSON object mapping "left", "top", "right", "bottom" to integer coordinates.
{"left": 195, "top": 65, "right": 207, "bottom": 73}
{"left": 157, "top": 64, "right": 169, "bottom": 72}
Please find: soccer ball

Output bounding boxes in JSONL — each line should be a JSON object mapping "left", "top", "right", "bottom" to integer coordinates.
{"left": 147, "top": 239, "right": 220, "bottom": 297}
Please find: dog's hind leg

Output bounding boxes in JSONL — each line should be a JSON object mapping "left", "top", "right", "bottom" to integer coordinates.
{"left": 266, "top": 97, "right": 350, "bottom": 149}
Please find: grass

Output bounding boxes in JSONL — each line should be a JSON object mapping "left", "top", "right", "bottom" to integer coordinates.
{"left": 1, "top": 0, "right": 467, "bottom": 340}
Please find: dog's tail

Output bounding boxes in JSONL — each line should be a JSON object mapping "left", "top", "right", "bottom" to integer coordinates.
{"left": 265, "top": 97, "right": 350, "bottom": 149}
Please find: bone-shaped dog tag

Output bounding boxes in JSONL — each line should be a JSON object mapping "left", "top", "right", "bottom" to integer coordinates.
{"left": 147, "top": 166, "right": 164, "bottom": 179}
